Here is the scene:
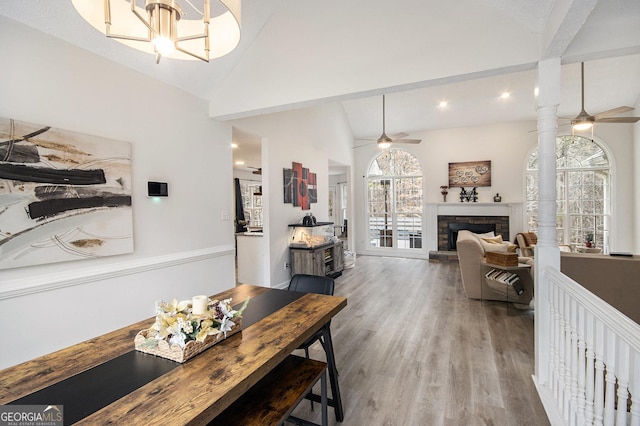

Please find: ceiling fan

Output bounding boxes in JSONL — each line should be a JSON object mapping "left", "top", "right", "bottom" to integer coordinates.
{"left": 357, "top": 95, "right": 421, "bottom": 149}
{"left": 570, "top": 62, "right": 640, "bottom": 131}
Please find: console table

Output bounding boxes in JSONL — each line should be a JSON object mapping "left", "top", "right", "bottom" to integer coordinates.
{"left": 290, "top": 241, "right": 344, "bottom": 278}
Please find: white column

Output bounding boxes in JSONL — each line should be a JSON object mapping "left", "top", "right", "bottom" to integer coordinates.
{"left": 534, "top": 58, "right": 562, "bottom": 385}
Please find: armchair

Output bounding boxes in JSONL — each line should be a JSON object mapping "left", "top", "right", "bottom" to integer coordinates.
{"left": 456, "top": 230, "right": 534, "bottom": 304}
{"left": 515, "top": 231, "right": 572, "bottom": 255}
{"left": 515, "top": 232, "right": 537, "bottom": 257}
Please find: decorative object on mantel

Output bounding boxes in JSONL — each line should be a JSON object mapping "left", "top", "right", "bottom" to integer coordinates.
{"left": 283, "top": 162, "right": 317, "bottom": 210}
{"left": 459, "top": 187, "right": 478, "bottom": 203}
{"left": 135, "top": 296, "right": 250, "bottom": 363}
{"left": 448, "top": 160, "right": 492, "bottom": 188}
{"left": 493, "top": 193, "right": 502, "bottom": 202}
{"left": 440, "top": 185, "right": 449, "bottom": 202}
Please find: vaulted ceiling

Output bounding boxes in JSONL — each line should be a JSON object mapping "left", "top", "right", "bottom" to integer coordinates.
{"left": 1, "top": 0, "right": 639, "bottom": 143}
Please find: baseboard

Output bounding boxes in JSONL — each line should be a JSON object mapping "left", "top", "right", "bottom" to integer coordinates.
{"left": 532, "top": 375, "right": 565, "bottom": 426}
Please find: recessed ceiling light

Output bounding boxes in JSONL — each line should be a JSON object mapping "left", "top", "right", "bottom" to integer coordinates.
{"left": 231, "top": 143, "right": 238, "bottom": 148}
{"left": 500, "top": 91, "right": 511, "bottom": 100}
{"left": 438, "top": 100, "right": 448, "bottom": 108}
{"left": 235, "top": 161, "right": 245, "bottom": 165}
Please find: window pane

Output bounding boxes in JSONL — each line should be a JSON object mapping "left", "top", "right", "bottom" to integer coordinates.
{"left": 369, "top": 214, "right": 392, "bottom": 247}
{"left": 526, "top": 136, "right": 610, "bottom": 249}
{"left": 367, "top": 179, "right": 392, "bottom": 214}
{"left": 239, "top": 180, "right": 263, "bottom": 227}
{"left": 391, "top": 150, "right": 422, "bottom": 176}
{"left": 368, "top": 151, "right": 392, "bottom": 176}
{"left": 396, "top": 213, "right": 422, "bottom": 249}
{"left": 395, "top": 177, "right": 422, "bottom": 213}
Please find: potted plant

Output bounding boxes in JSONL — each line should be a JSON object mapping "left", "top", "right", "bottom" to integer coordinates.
{"left": 585, "top": 232, "right": 594, "bottom": 247}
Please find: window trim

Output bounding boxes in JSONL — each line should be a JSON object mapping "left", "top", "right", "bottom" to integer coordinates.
{"left": 365, "top": 148, "right": 424, "bottom": 253}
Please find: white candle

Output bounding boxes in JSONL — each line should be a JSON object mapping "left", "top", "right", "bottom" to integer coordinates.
{"left": 192, "top": 295, "right": 208, "bottom": 315}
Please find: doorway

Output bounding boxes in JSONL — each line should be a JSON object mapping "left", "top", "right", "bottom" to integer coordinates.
{"left": 329, "top": 160, "right": 350, "bottom": 251}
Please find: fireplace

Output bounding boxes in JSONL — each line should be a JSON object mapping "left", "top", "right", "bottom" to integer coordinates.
{"left": 438, "top": 215, "right": 509, "bottom": 251}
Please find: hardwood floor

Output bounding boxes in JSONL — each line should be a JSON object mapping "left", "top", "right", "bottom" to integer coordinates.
{"left": 288, "top": 255, "right": 550, "bottom": 426}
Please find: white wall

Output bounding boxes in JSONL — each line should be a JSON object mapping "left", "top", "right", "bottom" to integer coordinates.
{"left": 353, "top": 120, "right": 637, "bottom": 256}
{"left": 229, "top": 103, "right": 354, "bottom": 288}
{"left": 0, "top": 17, "right": 235, "bottom": 368}
{"left": 590, "top": 123, "right": 636, "bottom": 252}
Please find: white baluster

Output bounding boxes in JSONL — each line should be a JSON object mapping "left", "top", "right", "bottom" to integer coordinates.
{"left": 558, "top": 288, "right": 568, "bottom": 415}
{"left": 603, "top": 329, "right": 616, "bottom": 426}
{"left": 564, "top": 290, "right": 573, "bottom": 422}
{"left": 570, "top": 297, "right": 579, "bottom": 426}
{"left": 576, "top": 304, "right": 586, "bottom": 425}
{"left": 594, "top": 320, "right": 605, "bottom": 426}
{"left": 552, "top": 279, "right": 561, "bottom": 401}
{"left": 631, "top": 351, "right": 640, "bottom": 426}
{"left": 584, "top": 311, "right": 595, "bottom": 424}
{"left": 548, "top": 281, "right": 555, "bottom": 392}
{"left": 616, "top": 341, "right": 630, "bottom": 426}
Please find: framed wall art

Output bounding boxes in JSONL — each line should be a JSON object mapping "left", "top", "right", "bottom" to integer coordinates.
{"left": 448, "top": 160, "right": 491, "bottom": 187}
{"left": 0, "top": 117, "right": 133, "bottom": 269}
{"left": 283, "top": 162, "right": 317, "bottom": 210}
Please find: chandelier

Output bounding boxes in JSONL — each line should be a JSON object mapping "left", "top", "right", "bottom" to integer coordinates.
{"left": 72, "top": 0, "right": 241, "bottom": 64}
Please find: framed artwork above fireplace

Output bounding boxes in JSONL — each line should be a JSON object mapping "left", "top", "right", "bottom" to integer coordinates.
{"left": 448, "top": 160, "right": 491, "bottom": 187}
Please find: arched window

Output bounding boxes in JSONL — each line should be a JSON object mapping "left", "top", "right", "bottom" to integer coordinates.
{"left": 526, "top": 135, "right": 611, "bottom": 250}
{"left": 366, "top": 149, "right": 423, "bottom": 250}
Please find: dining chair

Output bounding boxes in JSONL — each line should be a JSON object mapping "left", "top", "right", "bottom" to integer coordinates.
{"left": 287, "top": 274, "right": 344, "bottom": 422}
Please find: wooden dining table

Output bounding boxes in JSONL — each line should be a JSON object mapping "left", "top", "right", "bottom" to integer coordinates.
{"left": 0, "top": 284, "right": 347, "bottom": 425}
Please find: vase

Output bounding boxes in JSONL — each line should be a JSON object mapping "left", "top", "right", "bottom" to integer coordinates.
{"left": 493, "top": 193, "right": 502, "bottom": 202}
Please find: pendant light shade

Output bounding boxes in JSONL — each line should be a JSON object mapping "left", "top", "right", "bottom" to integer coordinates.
{"left": 72, "top": 0, "right": 241, "bottom": 64}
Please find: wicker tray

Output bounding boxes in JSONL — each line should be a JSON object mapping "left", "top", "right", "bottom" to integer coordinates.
{"left": 486, "top": 251, "right": 518, "bottom": 267}
{"left": 134, "top": 318, "right": 242, "bottom": 363}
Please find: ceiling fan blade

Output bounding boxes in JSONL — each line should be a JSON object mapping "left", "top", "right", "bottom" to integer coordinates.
{"left": 352, "top": 141, "right": 377, "bottom": 149}
{"left": 389, "top": 132, "right": 409, "bottom": 140}
{"left": 394, "top": 139, "right": 422, "bottom": 144}
{"left": 594, "top": 106, "right": 634, "bottom": 119}
{"left": 595, "top": 117, "right": 640, "bottom": 123}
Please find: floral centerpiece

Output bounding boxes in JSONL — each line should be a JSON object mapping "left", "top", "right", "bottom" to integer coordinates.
{"left": 134, "top": 296, "right": 250, "bottom": 363}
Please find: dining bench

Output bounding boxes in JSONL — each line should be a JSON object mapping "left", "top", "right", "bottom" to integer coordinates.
{"left": 212, "top": 354, "right": 328, "bottom": 426}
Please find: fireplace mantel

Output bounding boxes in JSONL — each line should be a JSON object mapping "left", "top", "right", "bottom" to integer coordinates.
{"left": 425, "top": 202, "right": 524, "bottom": 251}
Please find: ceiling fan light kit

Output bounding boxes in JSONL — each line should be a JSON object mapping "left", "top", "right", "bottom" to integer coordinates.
{"left": 571, "top": 114, "right": 594, "bottom": 131}
{"left": 72, "top": 0, "right": 241, "bottom": 64}
{"left": 570, "top": 62, "right": 639, "bottom": 132}
{"left": 377, "top": 135, "right": 392, "bottom": 149}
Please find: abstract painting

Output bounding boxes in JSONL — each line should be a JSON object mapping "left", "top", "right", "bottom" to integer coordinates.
{"left": 448, "top": 160, "right": 491, "bottom": 188}
{"left": 0, "top": 117, "right": 133, "bottom": 269}
{"left": 283, "top": 162, "right": 317, "bottom": 210}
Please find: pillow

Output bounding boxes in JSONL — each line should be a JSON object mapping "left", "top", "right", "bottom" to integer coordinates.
{"left": 480, "top": 235, "right": 503, "bottom": 244}
{"left": 475, "top": 231, "right": 496, "bottom": 239}
{"left": 479, "top": 235, "right": 518, "bottom": 253}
